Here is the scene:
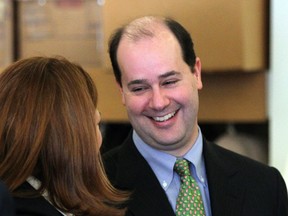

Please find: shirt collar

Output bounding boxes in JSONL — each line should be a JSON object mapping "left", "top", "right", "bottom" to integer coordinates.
{"left": 133, "top": 127, "right": 206, "bottom": 190}
{"left": 133, "top": 131, "right": 175, "bottom": 189}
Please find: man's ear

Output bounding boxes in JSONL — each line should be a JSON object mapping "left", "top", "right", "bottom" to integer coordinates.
{"left": 194, "top": 57, "right": 203, "bottom": 90}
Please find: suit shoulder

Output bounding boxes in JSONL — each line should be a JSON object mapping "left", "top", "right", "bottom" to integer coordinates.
{"left": 102, "top": 134, "right": 135, "bottom": 165}
{"left": 205, "top": 140, "right": 288, "bottom": 196}
{"left": 102, "top": 145, "right": 123, "bottom": 164}
{"left": 205, "top": 140, "right": 281, "bottom": 175}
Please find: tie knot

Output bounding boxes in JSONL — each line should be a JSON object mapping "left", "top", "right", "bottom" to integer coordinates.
{"left": 174, "top": 159, "right": 191, "bottom": 177}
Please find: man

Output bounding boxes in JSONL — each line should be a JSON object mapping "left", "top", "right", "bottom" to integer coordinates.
{"left": 103, "top": 16, "right": 288, "bottom": 216}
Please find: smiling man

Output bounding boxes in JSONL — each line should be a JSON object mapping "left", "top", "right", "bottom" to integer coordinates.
{"left": 117, "top": 20, "right": 202, "bottom": 157}
{"left": 103, "top": 16, "right": 288, "bottom": 216}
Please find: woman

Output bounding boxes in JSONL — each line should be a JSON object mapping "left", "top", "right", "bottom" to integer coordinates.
{"left": 0, "top": 180, "right": 15, "bottom": 215}
{"left": 0, "top": 56, "right": 128, "bottom": 215}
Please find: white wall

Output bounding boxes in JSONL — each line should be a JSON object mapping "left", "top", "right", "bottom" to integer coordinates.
{"left": 269, "top": 0, "right": 288, "bottom": 185}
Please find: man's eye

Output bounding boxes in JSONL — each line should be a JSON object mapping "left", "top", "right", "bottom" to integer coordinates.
{"left": 163, "top": 80, "right": 178, "bottom": 86}
{"left": 131, "top": 86, "right": 147, "bottom": 92}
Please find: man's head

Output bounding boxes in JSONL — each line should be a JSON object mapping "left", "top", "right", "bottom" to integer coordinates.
{"left": 109, "top": 16, "right": 202, "bottom": 156}
{"left": 109, "top": 16, "right": 197, "bottom": 87}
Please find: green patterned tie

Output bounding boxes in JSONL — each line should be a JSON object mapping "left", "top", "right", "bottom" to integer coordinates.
{"left": 174, "top": 159, "right": 206, "bottom": 216}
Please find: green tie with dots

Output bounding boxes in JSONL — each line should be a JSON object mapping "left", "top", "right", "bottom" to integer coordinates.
{"left": 174, "top": 159, "right": 206, "bottom": 216}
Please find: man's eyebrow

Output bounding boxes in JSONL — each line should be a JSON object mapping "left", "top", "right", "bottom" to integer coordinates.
{"left": 159, "top": 70, "right": 181, "bottom": 79}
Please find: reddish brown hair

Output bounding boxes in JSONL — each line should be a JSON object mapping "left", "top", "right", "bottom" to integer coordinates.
{"left": 0, "top": 56, "right": 128, "bottom": 215}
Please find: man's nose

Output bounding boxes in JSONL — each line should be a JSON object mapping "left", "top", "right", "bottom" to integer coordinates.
{"left": 149, "top": 88, "right": 170, "bottom": 110}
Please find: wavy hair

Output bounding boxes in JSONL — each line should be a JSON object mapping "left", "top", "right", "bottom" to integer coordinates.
{"left": 0, "top": 56, "right": 128, "bottom": 215}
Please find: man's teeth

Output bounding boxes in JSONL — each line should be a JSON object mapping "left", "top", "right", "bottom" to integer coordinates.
{"left": 153, "top": 111, "right": 176, "bottom": 122}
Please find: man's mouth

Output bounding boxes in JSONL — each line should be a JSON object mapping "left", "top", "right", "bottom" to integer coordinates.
{"left": 152, "top": 111, "right": 176, "bottom": 122}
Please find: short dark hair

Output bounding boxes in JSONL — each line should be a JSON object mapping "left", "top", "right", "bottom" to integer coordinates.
{"left": 108, "top": 16, "right": 197, "bottom": 86}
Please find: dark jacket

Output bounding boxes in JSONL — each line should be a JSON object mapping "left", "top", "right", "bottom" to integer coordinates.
{"left": 0, "top": 181, "right": 15, "bottom": 216}
{"left": 13, "top": 182, "right": 62, "bottom": 216}
{"left": 103, "top": 132, "right": 288, "bottom": 216}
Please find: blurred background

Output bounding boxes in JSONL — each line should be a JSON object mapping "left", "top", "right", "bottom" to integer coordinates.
{"left": 0, "top": 0, "right": 287, "bottom": 185}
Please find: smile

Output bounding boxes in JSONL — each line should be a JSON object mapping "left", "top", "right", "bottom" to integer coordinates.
{"left": 153, "top": 111, "right": 176, "bottom": 122}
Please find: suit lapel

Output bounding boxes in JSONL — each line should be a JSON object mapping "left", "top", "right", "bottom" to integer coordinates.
{"left": 116, "top": 135, "right": 175, "bottom": 216}
{"left": 203, "top": 139, "right": 245, "bottom": 216}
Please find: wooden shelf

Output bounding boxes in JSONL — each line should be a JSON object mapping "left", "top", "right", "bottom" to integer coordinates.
{"left": 103, "top": 0, "right": 268, "bottom": 71}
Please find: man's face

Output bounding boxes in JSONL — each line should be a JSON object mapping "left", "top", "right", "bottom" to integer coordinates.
{"left": 117, "top": 29, "right": 202, "bottom": 156}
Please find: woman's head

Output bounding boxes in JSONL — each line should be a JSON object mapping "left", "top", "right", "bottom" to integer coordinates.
{"left": 0, "top": 56, "right": 99, "bottom": 187}
{"left": 0, "top": 56, "right": 126, "bottom": 215}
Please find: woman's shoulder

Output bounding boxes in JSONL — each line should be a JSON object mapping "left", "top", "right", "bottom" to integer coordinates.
{"left": 14, "top": 182, "right": 62, "bottom": 216}
{"left": 0, "top": 181, "right": 15, "bottom": 216}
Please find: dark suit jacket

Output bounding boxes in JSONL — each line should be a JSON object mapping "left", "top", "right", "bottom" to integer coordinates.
{"left": 13, "top": 182, "right": 62, "bottom": 216}
{"left": 103, "top": 132, "right": 288, "bottom": 216}
{"left": 0, "top": 181, "right": 15, "bottom": 216}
